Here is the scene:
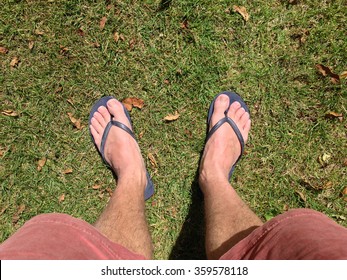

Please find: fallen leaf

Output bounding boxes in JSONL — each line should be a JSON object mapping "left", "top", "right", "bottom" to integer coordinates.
{"left": 295, "top": 190, "right": 306, "bottom": 202}
{"left": 12, "top": 204, "right": 25, "bottom": 224}
{"left": 59, "top": 45, "right": 69, "bottom": 55}
{"left": 288, "top": 0, "right": 298, "bottom": 4}
{"left": 164, "top": 111, "right": 180, "bottom": 122}
{"left": 28, "top": 40, "right": 35, "bottom": 50}
{"left": 122, "top": 97, "right": 145, "bottom": 111}
{"left": 92, "top": 185, "right": 101, "bottom": 190}
{"left": 233, "top": 5, "right": 250, "bottom": 21}
{"left": 77, "top": 28, "right": 85, "bottom": 37}
{"left": 54, "top": 86, "right": 63, "bottom": 94}
{"left": 59, "top": 194, "right": 65, "bottom": 202}
{"left": 283, "top": 204, "right": 289, "bottom": 211}
{"left": 180, "top": 19, "right": 189, "bottom": 29}
{"left": 184, "top": 129, "right": 192, "bottom": 138}
{"left": 106, "top": 187, "right": 113, "bottom": 197}
{"left": 342, "top": 187, "right": 347, "bottom": 196}
{"left": 129, "top": 38, "right": 136, "bottom": 49}
{"left": 91, "top": 42, "right": 101, "bottom": 48}
{"left": 0, "top": 46, "right": 9, "bottom": 54}
{"left": 164, "top": 79, "right": 170, "bottom": 85}
{"left": 325, "top": 111, "right": 343, "bottom": 122}
{"left": 340, "top": 71, "right": 347, "bottom": 79}
{"left": 344, "top": 158, "right": 347, "bottom": 167}
{"left": 10, "top": 56, "right": 20, "bottom": 67}
{"left": 2, "top": 110, "right": 19, "bottom": 117}
{"left": 0, "top": 205, "right": 8, "bottom": 216}
{"left": 63, "top": 168, "right": 73, "bottom": 174}
{"left": 148, "top": 153, "right": 157, "bottom": 167}
{"left": 106, "top": 4, "right": 113, "bottom": 10}
{"left": 37, "top": 157, "right": 46, "bottom": 171}
{"left": 316, "top": 64, "right": 340, "bottom": 84}
{"left": 119, "top": 34, "right": 125, "bottom": 41}
{"left": 99, "top": 16, "right": 107, "bottom": 30}
{"left": 67, "top": 112, "right": 83, "bottom": 130}
{"left": 67, "top": 99, "right": 74, "bottom": 106}
{"left": 113, "top": 32, "right": 120, "bottom": 42}
{"left": 139, "top": 131, "right": 144, "bottom": 139}
{"left": 318, "top": 153, "right": 331, "bottom": 167}
{"left": 35, "top": 30, "right": 44, "bottom": 35}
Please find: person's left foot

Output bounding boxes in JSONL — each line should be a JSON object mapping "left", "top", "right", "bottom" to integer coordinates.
{"left": 89, "top": 99, "right": 147, "bottom": 189}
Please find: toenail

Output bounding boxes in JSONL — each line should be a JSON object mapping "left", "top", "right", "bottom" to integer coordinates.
{"left": 217, "top": 94, "right": 229, "bottom": 103}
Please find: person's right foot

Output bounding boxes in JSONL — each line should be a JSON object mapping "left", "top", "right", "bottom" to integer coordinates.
{"left": 199, "top": 94, "right": 251, "bottom": 191}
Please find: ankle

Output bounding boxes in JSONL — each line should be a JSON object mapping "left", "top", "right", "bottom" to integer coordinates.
{"left": 199, "top": 170, "right": 230, "bottom": 194}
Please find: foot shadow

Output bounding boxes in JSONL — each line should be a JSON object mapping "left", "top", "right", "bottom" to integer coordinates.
{"left": 169, "top": 170, "right": 206, "bottom": 260}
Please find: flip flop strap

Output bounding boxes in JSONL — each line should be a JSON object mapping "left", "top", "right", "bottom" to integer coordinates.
{"left": 100, "top": 120, "right": 136, "bottom": 165}
{"left": 206, "top": 116, "right": 245, "bottom": 157}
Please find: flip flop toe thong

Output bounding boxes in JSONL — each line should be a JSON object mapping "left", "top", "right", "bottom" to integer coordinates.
{"left": 89, "top": 96, "right": 154, "bottom": 200}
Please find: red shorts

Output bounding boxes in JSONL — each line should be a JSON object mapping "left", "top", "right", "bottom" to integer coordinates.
{"left": 0, "top": 209, "right": 346, "bottom": 259}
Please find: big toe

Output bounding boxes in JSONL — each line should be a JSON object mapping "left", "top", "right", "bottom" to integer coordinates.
{"left": 107, "top": 99, "right": 132, "bottom": 129}
{"left": 210, "top": 94, "right": 230, "bottom": 128}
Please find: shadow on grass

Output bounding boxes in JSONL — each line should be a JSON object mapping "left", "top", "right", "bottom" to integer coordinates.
{"left": 157, "top": 0, "right": 172, "bottom": 12}
{"left": 169, "top": 170, "right": 207, "bottom": 260}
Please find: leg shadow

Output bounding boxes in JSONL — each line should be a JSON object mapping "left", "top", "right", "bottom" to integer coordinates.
{"left": 169, "top": 170, "right": 206, "bottom": 260}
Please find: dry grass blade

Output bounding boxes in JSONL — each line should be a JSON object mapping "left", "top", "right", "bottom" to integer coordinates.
{"left": 164, "top": 111, "right": 180, "bottom": 121}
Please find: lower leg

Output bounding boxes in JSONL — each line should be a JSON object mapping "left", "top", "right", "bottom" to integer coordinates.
{"left": 199, "top": 94, "right": 263, "bottom": 260}
{"left": 90, "top": 99, "right": 152, "bottom": 259}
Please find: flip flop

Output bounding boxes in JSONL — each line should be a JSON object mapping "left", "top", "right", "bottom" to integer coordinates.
{"left": 88, "top": 96, "right": 154, "bottom": 200}
{"left": 206, "top": 91, "right": 250, "bottom": 180}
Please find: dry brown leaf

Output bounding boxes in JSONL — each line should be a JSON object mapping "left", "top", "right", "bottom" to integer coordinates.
{"left": 28, "top": 40, "right": 35, "bottom": 50}
{"left": 164, "top": 111, "right": 180, "bottom": 122}
{"left": 295, "top": 190, "right": 306, "bottom": 202}
{"left": 99, "top": 16, "right": 107, "bottom": 30}
{"left": 180, "top": 19, "right": 189, "bottom": 29}
{"left": 119, "top": 34, "right": 125, "bottom": 41}
{"left": 37, "top": 157, "right": 46, "bottom": 171}
{"left": 325, "top": 111, "right": 343, "bottom": 122}
{"left": 185, "top": 129, "right": 192, "bottom": 138}
{"left": 59, "top": 194, "right": 65, "bottom": 202}
{"left": 122, "top": 97, "right": 145, "bottom": 111}
{"left": 67, "top": 99, "right": 74, "bottom": 106}
{"left": 59, "top": 45, "right": 69, "bottom": 55}
{"left": 139, "top": 131, "right": 144, "bottom": 139}
{"left": 106, "top": 187, "right": 113, "bottom": 197}
{"left": 283, "top": 204, "right": 289, "bottom": 211}
{"left": 164, "top": 79, "right": 170, "bottom": 85}
{"left": 77, "top": 28, "right": 85, "bottom": 37}
{"left": 2, "top": 110, "right": 19, "bottom": 117}
{"left": 343, "top": 158, "right": 347, "bottom": 167}
{"left": 340, "top": 71, "right": 347, "bottom": 79}
{"left": 114, "top": 32, "right": 120, "bottom": 42}
{"left": 63, "top": 168, "right": 73, "bottom": 174}
{"left": 12, "top": 204, "right": 26, "bottom": 224}
{"left": 54, "top": 86, "right": 63, "bottom": 94}
{"left": 10, "top": 56, "right": 20, "bottom": 67}
{"left": 129, "top": 38, "right": 136, "bottom": 49}
{"left": 342, "top": 187, "right": 347, "bottom": 195}
{"left": 148, "top": 153, "right": 157, "bottom": 167}
{"left": 106, "top": 4, "right": 113, "bottom": 10}
{"left": 91, "top": 42, "right": 101, "bottom": 48}
{"left": 67, "top": 112, "right": 83, "bottom": 130}
{"left": 92, "top": 185, "right": 101, "bottom": 190}
{"left": 316, "top": 64, "right": 340, "bottom": 84}
{"left": 35, "top": 30, "right": 44, "bottom": 35}
{"left": 0, "top": 46, "right": 9, "bottom": 54}
{"left": 233, "top": 5, "right": 250, "bottom": 21}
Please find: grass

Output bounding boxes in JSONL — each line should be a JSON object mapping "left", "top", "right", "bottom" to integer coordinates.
{"left": 0, "top": 0, "right": 346, "bottom": 259}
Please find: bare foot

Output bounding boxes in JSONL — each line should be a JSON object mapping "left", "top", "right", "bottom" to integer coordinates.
{"left": 89, "top": 99, "right": 147, "bottom": 189}
{"left": 199, "top": 94, "right": 251, "bottom": 191}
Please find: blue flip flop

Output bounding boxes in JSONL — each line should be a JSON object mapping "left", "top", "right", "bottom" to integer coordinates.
{"left": 88, "top": 96, "right": 154, "bottom": 200}
{"left": 206, "top": 91, "right": 250, "bottom": 180}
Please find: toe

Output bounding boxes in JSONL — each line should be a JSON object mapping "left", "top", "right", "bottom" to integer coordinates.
{"left": 107, "top": 99, "right": 132, "bottom": 129}
{"left": 210, "top": 94, "right": 230, "bottom": 129}
{"left": 94, "top": 111, "right": 108, "bottom": 127}
{"left": 98, "top": 106, "right": 111, "bottom": 124}
{"left": 91, "top": 117, "right": 103, "bottom": 134}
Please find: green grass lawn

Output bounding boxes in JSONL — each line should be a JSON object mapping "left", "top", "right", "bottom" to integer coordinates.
{"left": 1, "top": 0, "right": 346, "bottom": 259}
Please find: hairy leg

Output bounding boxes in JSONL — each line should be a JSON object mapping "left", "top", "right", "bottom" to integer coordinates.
{"left": 199, "top": 94, "right": 263, "bottom": 260}
{"left": 90, "top": 99, "right": 152, "bottom": 259}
